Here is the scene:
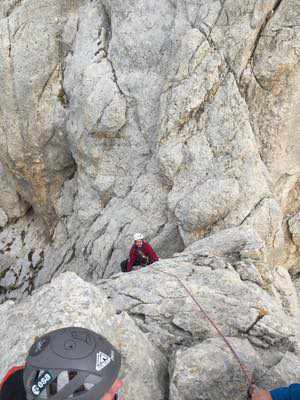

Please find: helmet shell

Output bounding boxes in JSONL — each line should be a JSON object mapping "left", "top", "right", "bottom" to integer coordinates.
{"left": 133, "top": 233, "right": 144, "bottom": 241}
{"left": 23, "top": 327, "right": 121, "bottom": 400}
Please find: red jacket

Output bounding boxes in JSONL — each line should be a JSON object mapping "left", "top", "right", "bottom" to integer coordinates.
{"left": 127, "top": 241, "right": 158, "bottom": 272}
{"left": 0, "top": 365, "right": 26, "bottom": 400}
{"left": 0, "top": 366, "right": 24, "bottom": 390}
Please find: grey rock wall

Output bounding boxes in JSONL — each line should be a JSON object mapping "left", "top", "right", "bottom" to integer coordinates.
{"left": 1, "top": 267, "right": 299, "bottom": 400}
{"left": 98, "top": 260, "right": 300, "bottom": 399}
{"left": 0, "top": 0, "right": 299, "bottom": 300}
{"left": 98, "top": 261, "right": 297, "bottom": 353}
{"left": 0, "top": 2, "right": 299, "bottom": 397}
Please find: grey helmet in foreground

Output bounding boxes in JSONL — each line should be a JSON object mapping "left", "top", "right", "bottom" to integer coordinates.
{"left": 23, "top": 327, "right": 121, "bottom": 400}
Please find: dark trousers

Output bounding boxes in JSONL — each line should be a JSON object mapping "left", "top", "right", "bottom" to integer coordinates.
{"left": 120, "top": 255, "right": 147, "bottom": 272}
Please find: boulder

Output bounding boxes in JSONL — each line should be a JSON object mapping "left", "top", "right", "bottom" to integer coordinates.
{"left": 100, "top": 247, "right": 299, "bottom": 398}
{"left": 99, "top": 261, "right": 296, "bottom": 355}
{"left": 169, "top": 337, "right": 260, "bottom": 400}
{"left": 170, "top": 337, "right": 300, "bottom": 400}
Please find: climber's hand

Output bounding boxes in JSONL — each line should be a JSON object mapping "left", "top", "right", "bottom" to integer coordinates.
{"left": 250, "top": 385, "right": 272, "bottom": 400}
{"left": 101, "top": 379, "right": 123, "bottom": 400}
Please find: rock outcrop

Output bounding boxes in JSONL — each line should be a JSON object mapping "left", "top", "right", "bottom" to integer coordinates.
{"left": 0, "top": 272, "right": 167, "bottom": 400}
{"left": 0, "top": 1, "right": 75, "bottom": 232}
{"left": 98, "top": 259, "right": 300, "bottom": 399}
{"left": 0, "top": 0, "right": 299, "bottom": 299}
{"left": 0, "top": 1, "right": 299, "bottom": 398}
{"left": 1, "top": 265, "right": 299, "bottom": 400}
{"left": 169, "top": 337, "right": 260, "bottom": 400}
{"left": 99, "top": 260, "right": 298, "bottom": 353}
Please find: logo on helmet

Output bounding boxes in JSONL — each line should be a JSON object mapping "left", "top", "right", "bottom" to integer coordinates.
{"left": 31, "top": 385, "right": 40, "bottom": 396}
{"left": 31, "top": 372, "right": 53, "bottom": 396}
{"left": 96, "top": 351, "right": 111, "bottom": 371}
{"left": 29, "top": 336, "right": 50, "bottom": 357}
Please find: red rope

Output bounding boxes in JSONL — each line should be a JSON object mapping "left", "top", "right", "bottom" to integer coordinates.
{"left": 159, "top": 270, "right": 253, "bottom": 388}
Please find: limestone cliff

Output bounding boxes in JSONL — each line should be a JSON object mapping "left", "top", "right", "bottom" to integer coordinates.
{"left": 0, "top": 2, "right": 299, "bottom": 397}
{"left": 0, "top": 0, "right": 299, "bottom": 306}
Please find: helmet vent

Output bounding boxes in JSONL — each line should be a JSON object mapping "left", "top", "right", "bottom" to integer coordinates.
{"left": 84, "top": 373, "right": 102, "bottom": 389}
{"left": 57, "top": 371, "right": 70, "bottom": 390}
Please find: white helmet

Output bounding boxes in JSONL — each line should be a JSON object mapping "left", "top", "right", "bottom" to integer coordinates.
{"left": 134, "top": 232, "right": 144, "bottom": 241}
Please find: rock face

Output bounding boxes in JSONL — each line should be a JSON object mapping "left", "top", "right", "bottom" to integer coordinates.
{"left": 0, "top": 1, "right": 75, "bottom": 232}
{"left": 0, "top": 0, "right": 299, "bottom": 299}
{"left": 169, "top": 337, "right": 300, "bottom": 400}
{"left": 169, "top": 338, "right": 260, "bottom": 400}
{"left": 0, "top": 162, "right": 29, "bottom": 224}
{"left": 1, "top": 265, "right": 299, "bottom": 400}
{"left": 98, "top": 261, "right": 300, "bottom": 399}
{"left": 0, "top": 272, "right": 167, "bottom": 400}
{"left": 0, "top": 1, "right": 300, "bottom": 398}
{"left": 99, "top": 261, "right": 297, "bottom": 354}
{"left": 289, "top": 213, "right": 300, "bottom": 250}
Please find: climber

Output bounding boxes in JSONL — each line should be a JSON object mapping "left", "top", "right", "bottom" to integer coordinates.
{"left": 0, "top": 327, "right": 123, "bottom": 400}
{"left": 250, "top": 384, "right": 300, "bottom": 400}
{"left": 120, "top": 233, "right": 159, "bottom": 272}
